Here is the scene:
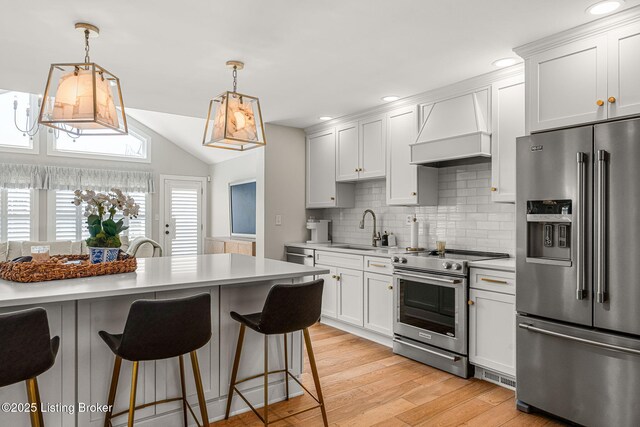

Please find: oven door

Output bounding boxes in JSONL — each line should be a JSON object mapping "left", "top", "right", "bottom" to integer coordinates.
{"left": 393, "top": 269, "right": 467, "bottom": 355}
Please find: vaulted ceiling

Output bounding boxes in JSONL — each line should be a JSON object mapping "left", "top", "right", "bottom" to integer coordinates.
{"left": 2, "top": 0, "right": 638, "bottom": 163}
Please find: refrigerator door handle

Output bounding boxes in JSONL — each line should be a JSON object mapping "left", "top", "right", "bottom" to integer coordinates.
{"left": 576, "top": 152, "right": 587, "bottom": 300}
{"left": 519, "top": 323, "right": 640, "bottom": 356}
{"left": 596, "top": 150, "right": 608, "bottom": 304}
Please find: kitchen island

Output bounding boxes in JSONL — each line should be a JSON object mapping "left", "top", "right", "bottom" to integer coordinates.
{"left": 0, "top": 254, "right": 328, "bottom": 427}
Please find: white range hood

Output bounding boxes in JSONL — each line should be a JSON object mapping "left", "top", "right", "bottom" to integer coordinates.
{"left": 411, "top": 89, "right": 491, "bottom": 164}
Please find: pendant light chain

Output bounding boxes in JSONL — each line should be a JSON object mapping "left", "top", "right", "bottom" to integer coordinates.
{"left": 84, "top": 29, "right": 91, "bottom": 63}
{"left": 232, "top": 65, "right": 238, "bottom": 93}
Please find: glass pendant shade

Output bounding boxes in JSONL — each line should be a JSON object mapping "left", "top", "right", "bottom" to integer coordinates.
{"left": 202, "top": 91, "right": 266, "bottom": 151}
{"left": 38, "top": 63, "right": 127, "bottom": 136}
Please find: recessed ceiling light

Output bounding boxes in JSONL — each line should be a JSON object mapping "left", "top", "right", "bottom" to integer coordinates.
{"left": 587, "top": 0, "right": 622, "bottom": 15}
{"left": 381, "top": 95, "right": 400, "bottom": 102}
{"left": 492, "top": 57, "right": 519, "bottom": 68}
{"left": 319, "top": 116, "right": 333, "bottom": 121}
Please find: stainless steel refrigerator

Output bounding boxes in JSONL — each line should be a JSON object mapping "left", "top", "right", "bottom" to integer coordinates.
{"left": 516, "top": 118, "right": 640, "bottom": 427}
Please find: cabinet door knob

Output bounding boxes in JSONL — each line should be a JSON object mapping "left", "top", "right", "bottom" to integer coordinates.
{"left": 411, "top": 192, "right": 417, "bottom": 196}
{"left": 596, "top": 99, "right": 604, "bottom": 106}
{"left": 359, "top": 168, "right": 363, "bottom": 172}
{"left": 355, "top": 168, "right": 359, "bottom": 172}
{"left": 330, "top": 197, "right": 335, "bottom": 201}
{"left": 490, "top": 187, "right": 497, "bottom": 192}
{"left": 468, "top": 300, "right": 475, "bottom": 305}
{"left": 608, "top": 96, "right": 616, "bottom": 104}
{"left": 387, "top": 285, "right": 393, "bottom": 290}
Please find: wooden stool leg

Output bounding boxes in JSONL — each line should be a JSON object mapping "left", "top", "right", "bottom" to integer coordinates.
{"left": 263, "top": 335, "right": 269, "bottom": 426}
{"left": 25, "top": 377, "right": 44, "bottom": 427}
{"left": 225, "top": 324, "right": 245, "bottom": 419}
{"left": 190, "top": 351, "right": 210, "bottom": 426}
{"left": 303, "top": 328, "right": 328, "bottom": 427}
{"left": 104, "top": 356, "right": 122, "bottom": 427}
{"left": 128, "top": 361, "right": 139, "bottom": 427}
{"left": 179, "top": 355, "right": 188, "bottom": 427}
{"left": 283, "top": 333, "right": 289, "bottom": 400}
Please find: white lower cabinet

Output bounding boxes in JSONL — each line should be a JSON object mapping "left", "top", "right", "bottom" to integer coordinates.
{"left": 336, "top": 267, "right": 364, "bottom": 326}
{"left": 316, "top": 252, "right": 394, "bottom": 342}
{"left": 364, "top": 272, "right": 394, "bottom": 337}
{"left": 468, "top": 269, "right": 516, "bottom": 378}
{"left": 317, "top": 265, "right": 338, "bottom": 318}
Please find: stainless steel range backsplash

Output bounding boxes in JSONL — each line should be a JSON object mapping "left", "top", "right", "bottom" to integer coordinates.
{"left": 316, "top": 163, "right": 515, "bottom": 256}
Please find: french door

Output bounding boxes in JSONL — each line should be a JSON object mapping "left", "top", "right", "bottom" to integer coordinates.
{"left": 160, "top": 175, "right": 206, "bottom": 256}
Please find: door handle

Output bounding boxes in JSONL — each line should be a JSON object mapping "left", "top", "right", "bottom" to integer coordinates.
{"left": 393, "top": 338, "right": 460, "bottom": 361}
{"left": 519, "top": 323, "right": 640, "bottom": 355}
{"left": 596, "top": 150, "right": 608, "bottom": 304}
{"left": 165, "top": 231, "right": 170, "bottom": 235}
{"left": 576, "top": 152, "right": 587, "bottom": 300}
{"left": 395, "top": 271, "right": 462, "bottom": 284}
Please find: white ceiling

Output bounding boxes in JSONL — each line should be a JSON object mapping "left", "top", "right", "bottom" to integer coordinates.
{"left": 2, "top": 0, "right": 638, "bottom": 163}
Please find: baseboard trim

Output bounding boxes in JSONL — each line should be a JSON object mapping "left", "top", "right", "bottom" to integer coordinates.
{"left": 320, "top": 317, "right": 393, "bottom": 348}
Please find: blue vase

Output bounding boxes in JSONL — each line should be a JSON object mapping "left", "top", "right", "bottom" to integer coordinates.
{"left": 89, "top": 247, "right": 120, "bottom": 264}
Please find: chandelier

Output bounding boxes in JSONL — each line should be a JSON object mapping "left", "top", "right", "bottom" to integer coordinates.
{"left": 202, "top": 61, "right": 266, "bottom": 151}
{"left": 38, "top": 23, "right": 127, "bottom": 136}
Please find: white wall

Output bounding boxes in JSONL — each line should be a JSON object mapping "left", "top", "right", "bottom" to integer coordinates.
{"left": 209, "top": 151, "right": 258, "bottom": 237}
{"left": 1, "top": 115, "right": 210, "bottom": 243}
{"left": 257, "top": 124, "right": 307, "bottom": 260}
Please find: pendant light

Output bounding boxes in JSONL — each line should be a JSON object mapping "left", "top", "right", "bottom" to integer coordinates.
{"left": 202, "top": 61, "right": 266, "bottom": 151}
{"left": 38, "top": 23, "right": 128, "bottom": 136}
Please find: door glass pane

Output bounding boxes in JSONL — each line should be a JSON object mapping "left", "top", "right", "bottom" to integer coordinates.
{"left": 399, "top": 279, "right": 456, "bottom": 336}
{"left": 168, "top": 185, "right": 200, "bottom": 256}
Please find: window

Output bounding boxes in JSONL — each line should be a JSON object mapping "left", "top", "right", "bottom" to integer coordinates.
{"left": 49, "top": 126, "right": 150, "bottom": 163}
{"left": 49, "top": 191, "right": 149, "bottom": 241}
{"left": 0, "top": 189, "right": 34, "bottom": 241}
{"left": 0, "top": 90, "right": 39, "bottom": 153}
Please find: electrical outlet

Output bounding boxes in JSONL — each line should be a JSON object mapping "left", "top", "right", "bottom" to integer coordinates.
{"left": 405, "top": 215, "right": 413, "bottom": 225}
{"left": 275, "top": 214, "right": 282, "bottom": 226}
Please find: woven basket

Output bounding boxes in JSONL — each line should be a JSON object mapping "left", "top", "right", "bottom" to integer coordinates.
{"left": 0, "top": 253, "right": 137, "bottom": 283}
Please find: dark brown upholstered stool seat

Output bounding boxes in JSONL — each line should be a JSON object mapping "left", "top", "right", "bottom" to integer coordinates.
{"left": 99, "top": 293, "right": 211, "bottom": 427}
{"left": 224, "top": 279, "right": 328, "bottom": 426}
{"left": 0, "top": 307, "right": 59, "bottom": 427}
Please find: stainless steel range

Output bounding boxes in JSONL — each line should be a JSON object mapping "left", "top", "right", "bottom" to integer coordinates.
{"left": 392, "top": 249, "right": 508, "bottom": 378}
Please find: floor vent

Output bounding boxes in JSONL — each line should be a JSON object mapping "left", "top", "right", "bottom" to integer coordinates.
{"left": 478, "top": 367, "right": 516, "bottom": 390}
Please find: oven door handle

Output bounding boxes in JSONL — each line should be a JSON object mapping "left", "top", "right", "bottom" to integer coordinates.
{"left": 394, "top": 271, "right": 462, "bottom": 284}
{"left": 393, "top": 338, "right": 460, "bottom": 361}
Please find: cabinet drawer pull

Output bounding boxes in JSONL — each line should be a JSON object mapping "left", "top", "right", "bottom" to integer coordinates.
{"left": 608, "top": 96, "right": 616, "bottom": 104}
{"left": 370, "top": 263, "right": 387, "bottom": 268}
{"left": 480, "top": 277, "right": 509, "bottom": 285}
{"left": 596, "top": 99, "right": 604, "bottom": 106}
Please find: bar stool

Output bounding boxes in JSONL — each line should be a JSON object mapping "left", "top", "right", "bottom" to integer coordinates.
{"left": 0, "top": 308, "right": 59, "bottom": 427}
{"left": 99, "top": 293, "right": 211, "bottom": 427}
{"left": 224, "top": 279, "right": 328, "bottom": 426}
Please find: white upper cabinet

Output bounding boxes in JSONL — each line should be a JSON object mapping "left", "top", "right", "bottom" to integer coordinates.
{"left": 336, "top": 122, "right": 360, "bottom": 181}
{"left": 306, "top": 129, "right": 355, "bottom": 209}
{"left": 608, "top": 21, "right": 640, "bottom": 119}
{"left": 386, "top": 106, "right": 438, "bottom": 206}
{"left": 335, "top": 114, "right": 387, "bottom": 182}
{"left": 526, "top": 35, "right": 608, "bottom": 132}
{"left": 491, "top": 76, "right": 525, "bottom": 203}
{"left": 359, "top": 114, "right": 386, "bottom": 179}
{"left": 519, "top": 12, "right": 640, "bottom": 132}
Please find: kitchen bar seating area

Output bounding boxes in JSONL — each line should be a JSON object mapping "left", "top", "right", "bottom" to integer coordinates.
{"left": 4, "top": 1, "right": 640, "bottom": 426}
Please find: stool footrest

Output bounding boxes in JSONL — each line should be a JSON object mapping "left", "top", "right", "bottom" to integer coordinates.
{"left": 230, "top": 369, "right": 324, "bottom": 425}
{"left": 108, "top": 396, "right": 206, "bottom": 427}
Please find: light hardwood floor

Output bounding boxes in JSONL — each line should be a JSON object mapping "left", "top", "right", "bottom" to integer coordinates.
{"left": 211, "top": 323, "right": 565, "bottom": 427}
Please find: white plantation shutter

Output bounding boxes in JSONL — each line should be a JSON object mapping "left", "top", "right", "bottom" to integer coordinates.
{"left": 0, "top": 189, "right": 33, "bottom": 241}
{"left": 170, "top": 187, "right": 200, "bottom": 256}
{"left": 52, "top": 190, "right": 148, "bottom": 241}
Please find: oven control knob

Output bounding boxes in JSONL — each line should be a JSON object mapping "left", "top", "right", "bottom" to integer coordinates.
{"left": 442, "top": 262, "right": 452, "bottom": 269}
{"left": 453, "top": 263, "right": 462, "bottom": 270}
{"left": 400, "top": 257, "right": 408, "bottom": 264}
{"left": 392, "top": 256, "right": 400, "bottom": 263}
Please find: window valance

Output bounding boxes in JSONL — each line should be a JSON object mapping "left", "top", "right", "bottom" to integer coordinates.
{"left": 0, "top": 163, "right": 155, "bottom": 193}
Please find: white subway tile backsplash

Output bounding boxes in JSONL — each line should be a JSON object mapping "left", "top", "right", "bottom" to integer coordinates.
{"left": 319, "top": 163, "right": 515, "bottom": 256}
